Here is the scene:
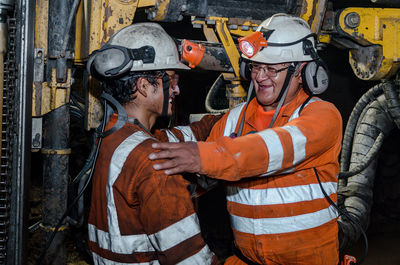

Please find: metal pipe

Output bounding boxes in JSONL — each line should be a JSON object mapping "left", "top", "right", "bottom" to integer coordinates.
{"left": 42, "top": 105, "right": 70, "bottom": 265}
{"left": 42, "top": 0, "right": 74, "bottom": 264}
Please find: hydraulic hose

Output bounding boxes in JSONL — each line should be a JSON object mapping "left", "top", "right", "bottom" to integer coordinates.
{"left": 338, "top": 132, "right": 384, "bottom": 179}
{"left": 382, "top": 81, "right": 400, "bottom": 129}
{"left": 338, "top": 89, "right": 395, "bottom": 250}
{"left": 205, "top": 73, "right": 229, "bottom": 113}
{"left": 340, "top": 83, "right": 384, "bottom": 173}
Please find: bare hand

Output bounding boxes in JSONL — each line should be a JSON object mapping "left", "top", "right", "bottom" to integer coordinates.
{"left": 149, "top": 142, "right": 202, "bottom": 175}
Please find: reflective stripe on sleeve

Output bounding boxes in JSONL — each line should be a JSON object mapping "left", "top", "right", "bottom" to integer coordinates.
{"left": 281, "top": 125, "right": 306, "bottom": 166}
{"left": 88, "top": 224, "right": 154, "bottom": 254}
{"left": 257, "top": 129, "right": 283, "bottom": 175}
{"left": 230, "top": 205, "right": 338, "bottom": 235}
{"left": 148, "top": 213, "right": 201, "bottom": 252}
{"left": 176, "top": 245, "right": 214, "bottom": 265}
{"left": 92, "top": 252, "right": 160, "bottom": 265}
{"left": 226, "top": 182, "right": 337, "bottom": 206}
{"left": 223, "top": 103, "right": 246, "bottom": 137}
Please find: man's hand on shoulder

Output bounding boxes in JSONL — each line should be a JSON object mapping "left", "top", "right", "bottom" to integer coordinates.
{"left": 149, "top": 142, "right": 202, "bottom": 175}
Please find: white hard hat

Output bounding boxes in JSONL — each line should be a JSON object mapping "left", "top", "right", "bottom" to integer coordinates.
{"left": 87, "top": 22, "right": 189, "bottom": 78}
{"left": 243, "top": 13, "right": 316, "bottom": 64}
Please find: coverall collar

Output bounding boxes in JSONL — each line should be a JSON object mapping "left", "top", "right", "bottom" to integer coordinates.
{"left": 245, "top": 89, "right": 310, "bottom": 130}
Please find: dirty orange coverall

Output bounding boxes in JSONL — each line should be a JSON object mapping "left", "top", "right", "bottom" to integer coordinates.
{"left": 198, "top": 89, "right": 342, "bottom": 265}
{"left": 88, "top": 114, "right": 221, "bottom": 265}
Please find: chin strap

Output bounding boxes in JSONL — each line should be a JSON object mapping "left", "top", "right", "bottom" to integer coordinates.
{"left": 161, "top": 73, "right": 170, "bottom": 117}
{"left": 235, "top": 81, "right": 254, "bottom": 137}
{"left": 268, "top": 63, "right": 298, "bottom": 128}
{"left": 99, "top": 92, "right": 154, "bottom": 138}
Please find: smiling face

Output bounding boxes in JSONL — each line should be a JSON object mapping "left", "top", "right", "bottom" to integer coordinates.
{"left": 251, "top": 62, "right": 302, "bottom": 111}
{"left": 151, "top": 70, "right": 180, "bottom": 117}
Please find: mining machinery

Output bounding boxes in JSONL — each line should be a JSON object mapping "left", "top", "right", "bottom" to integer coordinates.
{"left": 0, "top": 0, "right": 399, "bottom": 264}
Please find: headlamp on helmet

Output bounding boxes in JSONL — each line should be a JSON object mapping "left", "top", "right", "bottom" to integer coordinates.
{"left": 181, "top": 39, "right": 205, "bottom": 68}
{"left": 238, "top": 31, "right": 268, "bottom": 58}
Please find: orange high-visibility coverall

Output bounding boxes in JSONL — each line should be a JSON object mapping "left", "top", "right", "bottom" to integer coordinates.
{"left": 198, "top": 89, "right": 342, "bottom": 265}
{"left": 88, "top": 114, "right": 221, "bottom": 265}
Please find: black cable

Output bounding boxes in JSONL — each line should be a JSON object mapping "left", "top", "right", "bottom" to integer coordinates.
{"left": 35, "top": 99, "right": 107, "bottom": 265}
{"left": 313, "top": 168, "right": 368, "bottom": 265}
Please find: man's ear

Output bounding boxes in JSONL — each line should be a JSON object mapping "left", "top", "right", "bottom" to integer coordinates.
{"left": 294, "top": 62, "right": 307, "bottom": 77}
{"left": 136, "top": 76, "right": 148, "bottom": 97}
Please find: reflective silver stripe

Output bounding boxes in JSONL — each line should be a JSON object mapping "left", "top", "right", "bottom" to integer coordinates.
{"left": 176, "top": 245, "right": 214, "bottom": 265}
{"left": 165, "top": 126, "right": 197, "bottom": 143}
{"left": 92, "top": 252, "right": 160, "bottom": 265}
{"left": 230, "top": 205, "right": 338, "bottom": 235}
{"left": 105, "top": 131, "right": 155, "bottom": 253}
{"left": 281, "top": 125, "right": 307, "bottom": 166}
{"left": 226, "top": 182, "right": 337, "bottom": 206}
{"left": 164, "top": 129, "right": 179, "bottom": 143}
{"left": 289, "top": 98, "right": 321, "bottom": 121}
{"left": 148, "top": 213, "right": 201, "bottom": 252}
{"left": 223, "top": 103, "right": 246, "bottom": 137}
{"left": 88, "top": 224, "right": 153, "bottom": 253}
{"left": 257, "top": 129, "right": 283, "bottom": 175}
{"left": 164, "top": 126, "right": 197, "bottom": 142}
{"left": 175, "top": 126, "right": 197, "bottom": 142}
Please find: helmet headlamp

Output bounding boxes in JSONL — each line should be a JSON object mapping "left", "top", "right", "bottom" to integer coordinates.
{"left": 181, "top": 39, "right": 205, "bottom": 68}
{"left": 238, "top": 31, "right": 268, "bottom": 58}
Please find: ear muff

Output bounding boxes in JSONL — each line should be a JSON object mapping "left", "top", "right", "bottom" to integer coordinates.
{"left": 239, "top": 57, "right": 252, "bottom": 80}
{"left": 86, "top": 45, "right": 155, "bottom": 80}
{"left": 301, "top": 60, "right": 329, "bottom": 95}
{"left": 300, "top": 38, "right": 329, "bottom": 95}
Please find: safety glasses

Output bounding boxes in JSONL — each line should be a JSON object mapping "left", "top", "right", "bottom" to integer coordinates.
{"left": 249, "top": 63, "right": 290, "bottom": 77}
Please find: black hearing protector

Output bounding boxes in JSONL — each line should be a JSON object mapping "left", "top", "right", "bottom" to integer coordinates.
{"left": 239, "top": 36, "right": 329, "bottom": 95}
{"left": 87, "top": 44, "right": 156, "bottom": 80}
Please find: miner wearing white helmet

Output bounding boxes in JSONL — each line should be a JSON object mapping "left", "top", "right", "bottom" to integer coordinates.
{"left": 150, "top": 14, "right": 342, "bottom": 265}
{"left": 86, "top": 22, "right": 221, "bottom": 265}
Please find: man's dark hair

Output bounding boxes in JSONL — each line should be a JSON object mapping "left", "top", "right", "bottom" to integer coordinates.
{"left": 101, "top": 71, "right": 164, "bottom": 105}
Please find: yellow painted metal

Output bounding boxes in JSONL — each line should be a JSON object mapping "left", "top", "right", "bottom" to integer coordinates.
{"left": 34, "top": 0, "right": 48, "bottom": 54}
{"left": 32, "top": 69, "right": 72, "bottom": 116}
{"left": 88, "top": 0, "right": 144, "bottom": 53}
{"left": 298, "top": 0, "right": 328, "bottom": 35}
{"left": 87, "top": 0, "right": 150, "bottom": 129}
{"left": 338, "top": 8, "right": 400, "bottom": 80}
{"left": 49, "top": 69, "right": 71, "bottom": 113}
{"left": 32, "top": 0, "right": 48, "bottom": 116}
{"left": 41, "top": 148, "right": 72, "bottom": 155}
{"left": 138, "top": 0, "right": 156, "bottom": 7}
{"left": 74, "top": 0, "right": 85, "bottom": 63}
{"left": 318, "top": 34, "right": 331, "bottom": 44}
{"left": 299, "top": 0, "right": 314, "bottom": 24}
{"left": 228, "top": 21, "right": 257, "bottom": 37}
{"left": 212, "top": 17, "right": 240, "bottom": 76}
{"left": 209, "top": 17, "right": 246, "bottom": 106}
{"left": 149, "top": 0, "right": 170, "bottom": 21}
